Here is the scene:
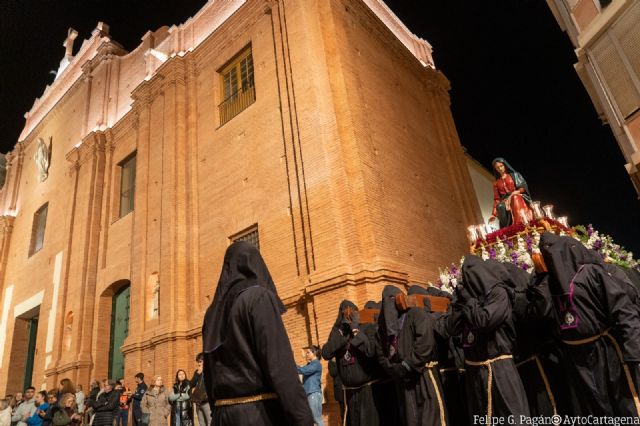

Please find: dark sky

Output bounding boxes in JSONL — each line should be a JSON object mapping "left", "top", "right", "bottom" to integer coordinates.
{"left": 1, "top": 0, "right": 638, "bottom": 253}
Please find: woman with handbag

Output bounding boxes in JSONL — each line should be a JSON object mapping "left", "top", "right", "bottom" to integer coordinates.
{"left": 141, "top": 377, "right": 170, "bottom": 426}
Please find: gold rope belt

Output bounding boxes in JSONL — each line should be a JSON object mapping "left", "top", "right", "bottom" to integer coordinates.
{"left": 563, "top": 328, "right": 640, "bottom": 416}
{"left": 214, "top": 392, "right": 278, "bottom": 407}
{"left": 425, "top": 361, "right": 447, "bottom": 426}
{"left": 515, "top": 355, "right": 557, "bottom": 416}
{"left": 438, "top": 366, "right": 465, "bottom": 374}
{"left": 465, "top": 354, "right": 513, "bottom": 426}
{"left": 341, "top": 379, "right": 386, "bottom": 426}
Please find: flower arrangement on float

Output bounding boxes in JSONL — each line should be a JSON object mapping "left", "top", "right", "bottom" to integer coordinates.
{"left": 574, "top": 224, "right": 638, "bottom": 269}
{"left": 430, "top": 157, "right": 639, "bottom": 293}
{"left": 430, "top": 213, "right": 639, "bottom": 294}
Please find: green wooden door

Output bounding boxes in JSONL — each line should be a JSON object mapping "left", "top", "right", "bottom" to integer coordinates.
{"left": 109, "top": 285, "right": 130, "bottom": 380}
{"left": 23, "top": 317, "right": 38, "bottom": 389}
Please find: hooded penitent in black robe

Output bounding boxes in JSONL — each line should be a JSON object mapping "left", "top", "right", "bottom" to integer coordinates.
{"left": 501, "top": 263, "right": 569, "bottom": 417}
{"left": 420, "top": 286, "right": 468, "bottom": 426}
{"left": 449, "top": 256, "right": 530, "bottom": 424}
{"left": 361, "top": 301, "right": 398, "bottom": 426}
{"left": 538, "top": 233, "right": 640, "bottom": 416}
{"left": 322, "top": 300, "right": 380, "bottom": 426}
{"left": 202, "top": 241, "right": 313, "bottom": 426}
{"left": 376, "top": 285, "right": 446, "bottom": 426}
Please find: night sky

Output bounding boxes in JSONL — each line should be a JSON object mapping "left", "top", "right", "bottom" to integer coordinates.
{"left": 1, "top": 0, "right": 638, "bottom": 252}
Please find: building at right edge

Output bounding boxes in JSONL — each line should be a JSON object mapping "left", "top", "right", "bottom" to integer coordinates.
{"left": 547, "top": 0, "right": 640, "bottom": 194}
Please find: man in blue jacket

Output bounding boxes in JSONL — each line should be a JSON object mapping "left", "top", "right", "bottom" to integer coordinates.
{"left": 297, "top": 345, "right": 324, "bottom": 426}
{"left": 26, "top": 391, "right": 49, "bottom": 426}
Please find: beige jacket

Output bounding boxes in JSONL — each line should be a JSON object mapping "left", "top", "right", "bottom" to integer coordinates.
{"left": 141, "top": 387, "right": 170, "bottom": 426}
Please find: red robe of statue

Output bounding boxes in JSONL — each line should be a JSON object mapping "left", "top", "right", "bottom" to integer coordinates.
{"left": 493, "top": 173, "right": 533, "bottom": 226}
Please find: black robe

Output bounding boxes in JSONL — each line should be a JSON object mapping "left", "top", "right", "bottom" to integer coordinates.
{"left": 450, "top": 256, "right": 530, "bottom": 424}
{"left": 322, "top": 301, "right": 380, "bottom": 426}
{"left": 328, "top": 360, "right": 346, "bottom": 424}
{"left": 539, "top": 233, "right": 640, "bottom": 416}
{"left": 423, "top": 285, "right": 466, "bottom": 412}
{"left": 202, "top": 241, "right": 313, "bottom": 426}
{"left": 605, "top": 263, "right": 640, "bottom": 314}
{"left": 428, "top": 300, "right": 467, "bottom": 425}
{"left": 500, "top": 263, "right": 566, "bottom": 417}
{"left": 360, "top": 303, "right": 399, "bottom": 426}
{"left": 376, "top": 286, "right": 446, "bottom": 426}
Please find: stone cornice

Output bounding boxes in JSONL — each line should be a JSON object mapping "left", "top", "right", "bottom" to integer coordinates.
{"left": 361, "top": 0, "right": 434, "bottom": 68}
{"left": 109, "top": 110, "right": 139, "bottom": 144}
{"left": 65, "top": 131, "right": 107, "bottom": 171}
{"left": 345, "top": 0, "right": 434, "bottom": 72}
{"left": 121, "top": 326, "right": 201, "bottom": 354}
{"left": 44, "top": 360, "right": 93, "bottom": 377}
{"left": 305, "top": 267, "right": 409, "bottom": 296}
{"left": 19, "top": 29, "right": 121, "bottom": 142}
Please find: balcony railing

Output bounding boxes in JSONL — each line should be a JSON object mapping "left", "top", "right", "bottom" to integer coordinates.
{"left": 218, "top": 84, "right": 256, "bottom": 126}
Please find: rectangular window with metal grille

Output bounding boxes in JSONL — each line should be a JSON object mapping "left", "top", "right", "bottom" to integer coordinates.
{"left": 29, "top": 203, "right": 48, "bottom": 256}
{"left": 219, "top": 46, "right": 255, "bottom": 126}
{"left": 119, "top": 153, "right": 136, "bottom": 218}
{"left": 232, "top": 226, "right": 260, "bottom": 250}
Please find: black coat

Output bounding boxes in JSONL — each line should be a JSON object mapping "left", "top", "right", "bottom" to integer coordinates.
{"left": 322, "top": 304, "right": 380, "bottom": 426}
{"left": 203, "top": 286, "right": 313, "bottom": 426}
{"left": 377, "top": 285, "right": 447, "bottom": 426}
{"left": 539, "top": 233, "right": 640, "bottom": 416}
{"left": 87, "top": 390, "right": 119, "bottom": 426}
{"left": 169, "top": 382, "right": 192, "bottom": 426}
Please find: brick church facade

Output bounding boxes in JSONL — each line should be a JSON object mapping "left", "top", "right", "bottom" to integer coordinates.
{"left": 0, "top": 0, "right": 480, "bottom": 422}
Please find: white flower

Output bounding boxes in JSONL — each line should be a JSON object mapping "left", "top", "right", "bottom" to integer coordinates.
{"left": 481, "top": 248, "right": 489, "bottom": 260}
{"left": 439, "top": 272, "right": 448, "bottom": 285}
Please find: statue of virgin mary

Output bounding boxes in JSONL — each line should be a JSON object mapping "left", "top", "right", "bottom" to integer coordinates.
{"left": 491, "top": 157, "right": 533, "bottom": 228}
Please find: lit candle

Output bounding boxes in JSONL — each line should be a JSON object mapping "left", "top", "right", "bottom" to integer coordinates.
{"left": 476, "top": 224, "right": 487, "bottom": 240}
{"left": 542, "top": 204, "right": 555, "bottom": 219}
{"left": 558, "top": 216, "right": 569, "bottom": 227}
{"left": 467, "top": 225, "right": 478, "bottom": 242}
{"left": 531, "top": 201, "right": 544, "bottom": 219}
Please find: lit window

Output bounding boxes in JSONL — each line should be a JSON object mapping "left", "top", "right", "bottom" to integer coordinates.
{"left": 29, "top": 203, "right": 48, "bottom": 256}
{"left": 219, "top": 46, "right": 255, "bottom": 125}
{"left": 119, "top": 153, "right": 136, "bottom": 217}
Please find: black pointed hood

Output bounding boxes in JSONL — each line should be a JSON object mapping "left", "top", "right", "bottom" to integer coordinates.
{"left": 202, "top": 241, "right": 284, "bottom": 352}
{"left": 333, "top": 300, "right": 358, "bottom": 329}
{"left": 379, "top": 285, "right": 403, "bottom": 337}
{"left": 462, "top": 255, "right": 510, "bottom": 301}
{"left": 540, "top": 232, "right": 603, "bottom": 294}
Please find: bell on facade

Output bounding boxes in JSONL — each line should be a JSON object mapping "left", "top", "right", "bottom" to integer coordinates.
{"left": 542, "top": 204, "right": 555, "bottom": 219}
